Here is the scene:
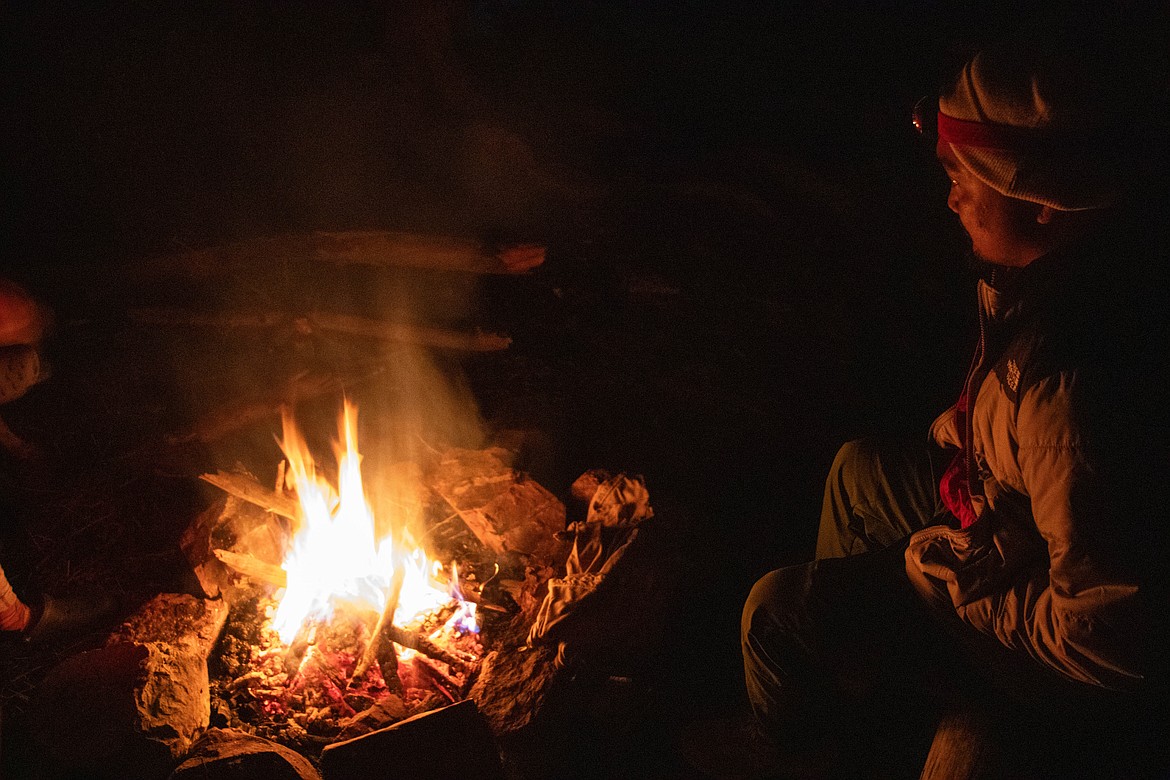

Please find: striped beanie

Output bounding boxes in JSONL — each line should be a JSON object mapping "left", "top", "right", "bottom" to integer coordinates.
{"left": 938, "top": 22, "right": 1166, "bottom": 211}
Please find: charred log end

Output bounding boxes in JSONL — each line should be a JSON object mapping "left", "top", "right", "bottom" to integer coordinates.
{"left": 319, "top": 699, "right": 504, "bottom": 780}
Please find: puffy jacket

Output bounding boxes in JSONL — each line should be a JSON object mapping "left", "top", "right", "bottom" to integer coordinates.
{"left": 905, "top": 241, "right": 1168, "bottom": 692}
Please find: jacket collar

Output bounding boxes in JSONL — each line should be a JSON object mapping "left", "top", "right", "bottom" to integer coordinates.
{"left": 976, "top": 237, "right": 1099, "bottom": 326}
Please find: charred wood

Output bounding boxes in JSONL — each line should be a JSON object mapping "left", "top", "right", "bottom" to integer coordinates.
{"left": 381, "top": 625, "right": 470, "bottom": 673}
{"left": 410, "top": 654, "right": 461, "bottom": 704}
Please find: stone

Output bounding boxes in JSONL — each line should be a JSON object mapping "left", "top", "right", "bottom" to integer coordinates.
{"left": 112, "top": 592, "right": 231, "bottom": 659}
{"left": 29, "top": 594, "right": 230, "bottom": 775}
{"left": 465, "top": 644, "right": 562, "bottom": 738}
{"left": 170, "top": 728, "right": 321, "bottom": 780}
{"left": 319, "top": 700, "right": 504, "bottom": 780}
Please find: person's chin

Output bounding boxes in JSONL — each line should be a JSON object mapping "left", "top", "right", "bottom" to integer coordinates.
{"left": 964, "top": 247, "right": 995, "bottom": 275}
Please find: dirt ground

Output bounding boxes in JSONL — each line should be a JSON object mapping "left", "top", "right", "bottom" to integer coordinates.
{"left": 1, "top": 4, "right": 1056, "bottom": 777}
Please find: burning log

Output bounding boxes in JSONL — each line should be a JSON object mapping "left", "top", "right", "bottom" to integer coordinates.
{"left": 381, "top": 625, "right": 471, "bottom": 674}
{"left": 213, "top": 548, "right": 287, "bottom": 588}
{"left": 409, "top": 653, "right": 462, "bottom": 704}
{"left": 283, "top": 623, "right": 317, "bottom": 678}
{"left": 201, "top": 471, "right": 299, "bottom": 521}
{"left": 351, "top": 565, "right": 407, "bottom": 686}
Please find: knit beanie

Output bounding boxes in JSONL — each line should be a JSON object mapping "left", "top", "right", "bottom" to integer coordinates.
{"left": 938, "top": 21, "right": 1167, "bottom": 211}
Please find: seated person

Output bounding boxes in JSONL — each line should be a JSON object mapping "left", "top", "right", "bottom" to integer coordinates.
{"left": 1, "top": 278, "right": 114, "bottom": 640}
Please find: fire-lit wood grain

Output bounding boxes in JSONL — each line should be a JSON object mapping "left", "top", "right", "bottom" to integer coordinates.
{"left": 213, "top": 548, "right": 288, "bottom": 587}
{"left": 201, "top": 470, "right": 300, "bottom": 520}
{"left": 382, "top": 625, "right": 471, "bottom": 673}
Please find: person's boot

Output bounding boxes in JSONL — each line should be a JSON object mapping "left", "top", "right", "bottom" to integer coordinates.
{"left": 21, "top": 593, "right": 118, "bottom": 642}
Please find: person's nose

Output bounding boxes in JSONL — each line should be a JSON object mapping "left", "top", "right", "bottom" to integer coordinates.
{"left": 947, "top": 184, "right": 962, "bottom": 214}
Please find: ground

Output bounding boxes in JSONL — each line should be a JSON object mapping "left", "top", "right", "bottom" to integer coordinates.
{"left": 1, "top": 4, "right": 1042, "bottom": 777}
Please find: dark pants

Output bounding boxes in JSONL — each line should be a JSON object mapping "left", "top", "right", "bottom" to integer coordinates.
{"left": 742, "top": 438, "right": 1168, "bottom": 778}
{"left": 742, "top": 439, "right": 952, "bottom": 769}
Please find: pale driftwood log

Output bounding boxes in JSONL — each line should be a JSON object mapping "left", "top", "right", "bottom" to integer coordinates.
{"left": 129, "top": 307, "right": 511, "bottom": 352}
{"left": 130, "top": 231, "right": 543, "bottom": 280}
{"left": 212, "top": 549, "right": 288, "bottom": 588}
{"left": 30, "top": 594, "right": 233, "bottom": 773}
{"left": 200, "top": 471, "right": 300, "bottom": 521}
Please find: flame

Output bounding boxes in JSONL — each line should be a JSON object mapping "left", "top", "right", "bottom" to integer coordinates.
{"left": 271, "top": 401, "right": 467, "bottom": 644}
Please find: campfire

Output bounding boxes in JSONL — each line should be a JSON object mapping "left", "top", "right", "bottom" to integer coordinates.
{"left": 22, "top": 232, "right": 673, "bottom": 777}
{"left": 204, "top": 401, "right": 497, "bottom": 751}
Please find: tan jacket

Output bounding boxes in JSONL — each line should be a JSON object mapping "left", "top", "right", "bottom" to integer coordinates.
{"left": 905, "top": 258, "right": 1161, "bottom": 692}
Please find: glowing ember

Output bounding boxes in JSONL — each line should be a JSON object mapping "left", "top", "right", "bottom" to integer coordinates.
{"left": 271, "top": 401, "right": 477, "bottom": 645}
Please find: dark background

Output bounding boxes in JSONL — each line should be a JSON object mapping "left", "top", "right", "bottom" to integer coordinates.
{"left": 1, "top": 1, "right": 1021, "bottom": 265}
{"left": 0, "top": 2, "right": 1139, "bottom": 777}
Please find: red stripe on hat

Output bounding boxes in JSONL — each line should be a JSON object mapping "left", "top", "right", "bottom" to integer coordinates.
{"left": 937, "top": 111, "right": 1044, "bottom": 150}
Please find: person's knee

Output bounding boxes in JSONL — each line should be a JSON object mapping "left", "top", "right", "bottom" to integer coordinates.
{"left": 742, "top": 566, "right": 808, "bottom": 645}
{"left": 830, "top": 438, "right": 881, "bottom": 483}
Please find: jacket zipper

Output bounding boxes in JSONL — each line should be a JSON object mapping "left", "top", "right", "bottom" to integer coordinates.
{"left": 964, "top": 272, "right": 995, "bottom": 503}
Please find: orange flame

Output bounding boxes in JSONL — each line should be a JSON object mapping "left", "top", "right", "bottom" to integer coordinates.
{"left": 271, "top": 401, "right": 470, "bottom": 644}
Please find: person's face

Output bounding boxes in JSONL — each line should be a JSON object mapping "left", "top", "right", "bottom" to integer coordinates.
{"left": 936, "top": 139, "right": 1047, "bottom": 267}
